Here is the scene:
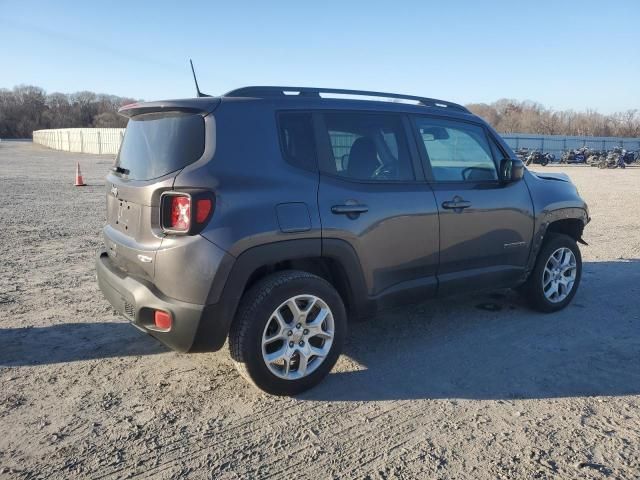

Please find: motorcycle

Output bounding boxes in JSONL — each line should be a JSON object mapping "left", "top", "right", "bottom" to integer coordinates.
{"left": 586, "top": 150, "right": 605, "bottom": 166}
{"left": 561, "top": 148, "right": 588, "bottom": 164}
{"left": 514, "top": 148, "right": 529, "bottom": 162}
{"left": 597, "top": 150, "right": 626, "bottom": 169}
{"left": 621, "top": 149, "right": 637, "bottom": 165}
{"left": 525, "top": 150, "right": 555, "bottom": 166}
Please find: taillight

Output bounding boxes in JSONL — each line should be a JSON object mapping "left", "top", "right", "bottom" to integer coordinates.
{"left": 169, "top": 196, "right": 191, "bottom": 232}
{"left": 161, "top": 192, "right": 214, "bottom": 234}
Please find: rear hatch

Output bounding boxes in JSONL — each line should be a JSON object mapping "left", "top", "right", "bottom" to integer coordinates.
{"left": 103, "top": 98, "right": 218, "bottom": 282}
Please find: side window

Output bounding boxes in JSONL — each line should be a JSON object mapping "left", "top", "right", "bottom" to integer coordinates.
{"left": 278, "top": 112, "right": 317, "bottom": 171}
{"left": 414, "top": 117, "right": 498, "bottom": 182}
{"left": 319, "top": 113, "right": 414, "bottom": 181}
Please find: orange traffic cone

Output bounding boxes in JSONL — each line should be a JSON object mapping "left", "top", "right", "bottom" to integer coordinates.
{"left": 75, "top": 162, "right": 86, "bottom": 186}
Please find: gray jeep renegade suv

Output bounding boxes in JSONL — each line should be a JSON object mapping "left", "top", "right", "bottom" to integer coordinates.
{"left": 96, "top": 86, "right": 589, "bottom": 395}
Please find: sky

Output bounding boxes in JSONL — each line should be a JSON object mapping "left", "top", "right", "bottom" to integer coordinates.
{"left": 1, "top": 0, "right": 638, "bottom": 113}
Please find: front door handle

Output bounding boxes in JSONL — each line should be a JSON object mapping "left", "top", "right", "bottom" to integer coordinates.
{"left": 331, "top": 204, "right": 369, "bottom": 215}
{"left": 442, "top": 198, "right": 472, "bottom": 210}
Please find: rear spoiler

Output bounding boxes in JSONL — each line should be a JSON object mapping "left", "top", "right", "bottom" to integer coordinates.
{"left": 118, "top": 97, "right": 220, "bottom": 118}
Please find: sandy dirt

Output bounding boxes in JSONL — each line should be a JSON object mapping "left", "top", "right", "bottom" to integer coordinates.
{"left": 1, "top": 141, "right": 639, "bottom": 479}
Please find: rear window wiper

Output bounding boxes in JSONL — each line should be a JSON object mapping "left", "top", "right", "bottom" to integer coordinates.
{"left": 112, "top": 166, "right": 130, "bottom": 175}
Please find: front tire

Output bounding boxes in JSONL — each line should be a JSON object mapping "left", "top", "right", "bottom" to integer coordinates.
{"left": 229, "top": 270, "right": 347, "bottom": 396}
{"left": 521, "top": 233, "right": 582, "bottom": 312}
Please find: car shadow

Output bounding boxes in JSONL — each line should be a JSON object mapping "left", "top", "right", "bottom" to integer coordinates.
{"left": 0, "top": 321, "right": 167, "bottom": 367}
{"left": 2, "top": 260, "right": 639, "bottom": 402}
{"left": 301, "top": 259, "right": 640, "bottom": 401}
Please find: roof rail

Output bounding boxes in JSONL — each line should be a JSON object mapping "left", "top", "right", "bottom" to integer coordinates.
{"left": 223, "top": 86, "right": 470, "bottom": 113}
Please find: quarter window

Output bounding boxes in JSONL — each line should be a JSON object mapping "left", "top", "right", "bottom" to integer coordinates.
{"left": 415, "top": 118, "right": 498, "bottom": 182}
{"left": 320, "top": 113, "right": 414, "bottom": 181}
{"left": 278, "top": 112, "right": 317, "bottom": 171}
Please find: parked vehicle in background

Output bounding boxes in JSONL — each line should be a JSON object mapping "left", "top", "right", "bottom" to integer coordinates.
{"left": 561, "top": 148, "right": 588, "bottom": 164}
{"left": 515, "top": 147, "right": 530, "bottom": 162}
{"left": 96, "top": 86, "right": 590, "bottom": 395}
{"left": 620, "top": 148, "right": 638, "bottom": 165}
{"left": 587, "top": 148, "right": 638, "bottom": 169}
{"left": 596, "top": 149, "right": 626, "bottom": 169}
{"left": 525, "top": 150, "right": 555, "bottom": 166}
{"left": 587, "top": 151, "right": 604, "bottom": 166}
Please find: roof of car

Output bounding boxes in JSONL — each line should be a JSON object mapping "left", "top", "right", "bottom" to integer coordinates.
{"left": 223, "top": 86, "right": 470, "bottom": 113}
{"left": 119, "top": 86, "right": 475, "bottom": 120}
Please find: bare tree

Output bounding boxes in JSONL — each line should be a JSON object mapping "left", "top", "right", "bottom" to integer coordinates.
{"left": 93, "top": 111, "right": 124, "bottom": 128}
{"left": 612, "top": 110, "right": 640, "bottom": 138}
{"left": 0, "top": 85, "right": 134, "bottom": 138}
{"left": 0, "top": 85, "right": 637, "bottom": 139}
{"left": 466, "top": 99, "right": 640, "bottom": 137}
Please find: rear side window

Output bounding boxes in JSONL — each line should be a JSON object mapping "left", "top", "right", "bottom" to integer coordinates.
{"left": 319, "top": 113, "right": 414, "bottom": 181}
{"left": 278, "top": 113, "right": 317, "bottom": 171}
{"left": 414, "top": 117, "right": 497, "bottom": 182}
{"left": 116, "top": 112, "right": 205, "bottom": 180}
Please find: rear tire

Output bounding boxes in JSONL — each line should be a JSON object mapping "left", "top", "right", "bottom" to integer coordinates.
{"left": 229, "top": 270, "right": 347, "bottom": 396}
{"left": 520, "top": 233, "right": 582, "bottom": 313}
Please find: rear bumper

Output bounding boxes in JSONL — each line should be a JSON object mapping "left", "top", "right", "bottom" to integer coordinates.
{"left": 96, "top": 250, "right": 228, "bottom": 352}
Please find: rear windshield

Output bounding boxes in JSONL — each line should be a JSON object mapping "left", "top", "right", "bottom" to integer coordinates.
{"left": 116, "top": 111, "right": 205, "bottom": 180}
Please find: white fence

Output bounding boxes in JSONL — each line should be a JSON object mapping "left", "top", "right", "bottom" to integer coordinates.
{"left": 33, "top": 128, "right": 640, "bottom": 158}
{"left": 32, "top": 128, "right": 125, "bottom": 155}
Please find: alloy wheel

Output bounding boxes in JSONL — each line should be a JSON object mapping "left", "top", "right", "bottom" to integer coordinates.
{"left": 261, "top": 295, "right": 334, "bottom": 380}
{"left": 542, "top": 247, "right": 577, "bottom": 303}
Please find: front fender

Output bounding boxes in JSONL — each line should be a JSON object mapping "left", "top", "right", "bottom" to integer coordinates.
{"left": 523, "top": 170, "right": 590, "bottom": 278}
{"left": 525, "top": 207, "right": 589, "bottom": 278}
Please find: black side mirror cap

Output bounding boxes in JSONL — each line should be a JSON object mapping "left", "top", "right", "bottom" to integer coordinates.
{"left": 500, "top": 158, "right": 524, "bottom": 184}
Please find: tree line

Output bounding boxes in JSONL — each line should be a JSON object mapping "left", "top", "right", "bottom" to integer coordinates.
{"left": 1, "top": 84, "right": 639, "bottom": 139}
{"left": 467, "top": 99, "right": 640, "bottom": 138}
{"left": 0, "top": 85, "right": 136, "bottom": 139}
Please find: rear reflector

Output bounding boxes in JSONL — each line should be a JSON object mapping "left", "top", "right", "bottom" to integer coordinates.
{"left": 154, "top": 310, "right": 172, "bottom": 330}
{"left": 195, "top": 198, "right": 213, "bottom": 223}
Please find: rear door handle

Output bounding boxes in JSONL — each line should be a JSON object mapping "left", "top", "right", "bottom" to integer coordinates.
{"left": 441, "top": 199, "right": 471, "bottom": 210}
{"left": 331, "top": 204, "right": 369, "bottom": 215}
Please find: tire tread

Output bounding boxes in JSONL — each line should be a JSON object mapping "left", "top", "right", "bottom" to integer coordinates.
{"left": 522, "top": 232, "right": 582, "bottom": 313}
{"left": 228, "top": 270, "right": 342, "bottom": 394}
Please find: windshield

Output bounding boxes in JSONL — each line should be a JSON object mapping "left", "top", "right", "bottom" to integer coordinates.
{"left": 116, "top": 111, "right": 205, "bottom": 180}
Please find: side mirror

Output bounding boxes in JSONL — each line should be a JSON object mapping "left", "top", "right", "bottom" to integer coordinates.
{"left": 500, "top": 158, "right": 524, "bottom": 184}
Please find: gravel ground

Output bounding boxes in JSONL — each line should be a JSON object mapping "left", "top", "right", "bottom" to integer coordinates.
{"left": 1, "top": 140, "right": 639, "bottom": 479}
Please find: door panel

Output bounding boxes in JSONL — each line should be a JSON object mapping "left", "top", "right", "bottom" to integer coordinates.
{"left": 432, "top": 180, "right": 534, "bottom": 294}
{"left": 319, "top": 176, "right": 439, "bottom": 296}
{"left": 412, "top": 115, "right": 535, "bottom": 294}
{"left": 315, "top": 111, "right": 439, "bottom": 300}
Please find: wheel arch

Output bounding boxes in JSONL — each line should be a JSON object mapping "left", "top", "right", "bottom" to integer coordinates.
{"left": 546, "top": 217, "right": 585, "bottom": 242}
{"left": 524, "top": 207, "right": 589, "bottom": 279}
{"left": 197, "top": 238, "right": 368, "bottom": 351}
